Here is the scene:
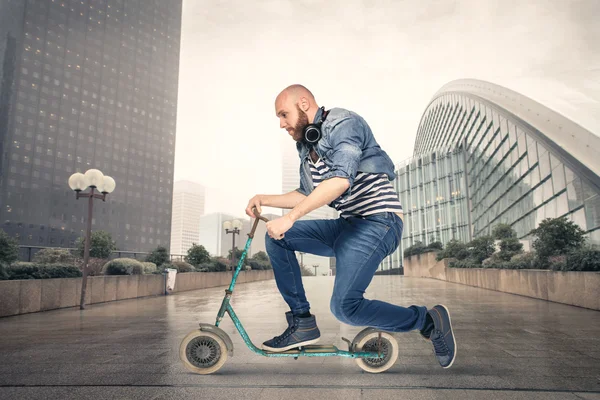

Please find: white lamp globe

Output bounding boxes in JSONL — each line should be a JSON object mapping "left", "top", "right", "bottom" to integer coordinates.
{"left": 102, "top": 176, "right": 116, "bottom": 194}
{"left": 68, "top": 172, "right": 86, "bottom": 191}
{"left": 83, "top": 169, "right": 104, "bottom": 190}
{"left": 223, "top": 221, "right": 232, "bottom": 231}
{"left": 232, "top": 219, "right": 242, "bottom": 230}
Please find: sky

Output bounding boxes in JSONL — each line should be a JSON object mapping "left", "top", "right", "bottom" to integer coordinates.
{"left": 173, "top": 0, "right": 600, "bottom": 218}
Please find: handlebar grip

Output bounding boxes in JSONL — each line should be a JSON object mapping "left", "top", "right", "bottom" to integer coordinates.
{"left": 252, "top": 207, "right": 269, "bottom": 222}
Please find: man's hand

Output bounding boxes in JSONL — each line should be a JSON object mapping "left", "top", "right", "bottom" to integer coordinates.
{"left": 266, "top": 214, "right": 294, "bottom": 240}
{"left": 245, "top": 195, "right": 263, "bottom": 218}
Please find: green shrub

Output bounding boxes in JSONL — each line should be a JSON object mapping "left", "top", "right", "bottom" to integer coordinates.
{"left": 448, "top": 259, "right": 479, "bottom": 268}
{"left": 32, "top": 248, "right": 76, "bottom": 265}
{"left": 562, "top": 247, "right": 600, "bottom": 272}
{"left": 436, "top": 239, "right": 469, "bottom": 261}
{"left": 145, "top": 246, "right": 170, "bottom": 267}
{"left": 498, "top": 237, "right": 524, "bottom": 261}
{"left": 467, "top": 236, "right": 496, "bottom": 264}
{"left": 76, "top": 231, "right": 117, "bottom": 259}
{"left": 548, "top": 255, "right": 567, "bottom": 271}
{"left": 0, "top": 230, "right": 19, "bottom": 264}
{"left": 185, "top": 244, "right": 211, "bottom": 266}
{"left": 170, "top": 260, "right": 194, "bottom": 273}
{"left": 428, "top": 241, "right": 443, "bottom": 250}
{"left": 482, "top": 253, "right": 505, "bottom": 268}
{"left": 141, "top": 262, "right": 157, "bottom": 274}
{"left": 83, "top": 257, "right": 107, "bottom": 276}
{"left": 7, "top": 263, "right": 82, "bottom": 279}
{"left": 508, "top": 252, "right": 536, "bottom": 269}
{"left": 102, "top": 258, "right": 143, "bottom": 275}
{"left": 531, "top": 217, "right": 586, "bottom": 262}
{"left": 492, "top": 223, "right": 516, "bottom": 240}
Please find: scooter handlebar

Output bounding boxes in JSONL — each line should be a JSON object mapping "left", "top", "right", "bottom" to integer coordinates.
{"left": 252, "top": 207, "right": 269, "bottom": 222}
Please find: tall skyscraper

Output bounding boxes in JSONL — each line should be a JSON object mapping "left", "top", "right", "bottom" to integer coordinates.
{"left": 170, "top": 180, "right": 205, "bottom": 256}
{"left": 0, "top": 0, "right": 182, "bottom": 252}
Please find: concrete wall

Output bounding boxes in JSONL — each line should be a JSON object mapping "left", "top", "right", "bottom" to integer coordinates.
{"left": 0, "top": 270, "right": 274, "bottom": 318}
{"left": 404, "top": 254, "right": 600, "bottom": 311}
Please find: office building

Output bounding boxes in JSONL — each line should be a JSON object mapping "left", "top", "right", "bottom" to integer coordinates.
{"left": 0, "top": 0, "right": 182, "bottom": 252}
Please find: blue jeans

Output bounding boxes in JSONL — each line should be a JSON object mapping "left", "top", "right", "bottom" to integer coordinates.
{"left": 265, "top": 212, "right": 428, "bottom": 333}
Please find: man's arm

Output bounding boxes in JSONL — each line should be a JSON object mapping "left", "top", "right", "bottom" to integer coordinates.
{"left": 259, "top": 190, "right": 307, "bottom": 209}
{"left": 286, "top": 177, "right": 349, "bottom": 222}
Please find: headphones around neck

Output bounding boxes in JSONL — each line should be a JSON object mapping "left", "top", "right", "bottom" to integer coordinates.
{"left": 303, "top": 106, "right": 329, "bottom": 144}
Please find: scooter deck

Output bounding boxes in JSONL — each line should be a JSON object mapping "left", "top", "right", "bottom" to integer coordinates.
{"left": 264, "top": 344, "right": 339, "bottom": 355}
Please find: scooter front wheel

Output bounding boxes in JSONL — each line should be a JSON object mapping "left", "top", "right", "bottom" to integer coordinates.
{"left": 179, "top": 330, "right": 228, "bottom": 374}
{"left": 352, "top": 329, "right": 399, "bottom": 373}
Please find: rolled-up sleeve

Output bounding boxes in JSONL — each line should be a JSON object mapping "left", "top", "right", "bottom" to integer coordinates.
{"left": 321, "top": 116, "right": 364, "bottom": 199}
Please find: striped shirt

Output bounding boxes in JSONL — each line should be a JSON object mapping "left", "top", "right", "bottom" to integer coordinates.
{"left": 309, "top": 158, "right": 403, "bottom": 219}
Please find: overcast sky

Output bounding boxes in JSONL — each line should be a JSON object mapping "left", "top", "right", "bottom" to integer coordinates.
{"left": 173, "top": 0, "right": 600, "bottom": 218}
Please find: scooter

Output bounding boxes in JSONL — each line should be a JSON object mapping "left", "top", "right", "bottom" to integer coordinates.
{"left": 179, "top": 208, "right": 400, "bottom": 374}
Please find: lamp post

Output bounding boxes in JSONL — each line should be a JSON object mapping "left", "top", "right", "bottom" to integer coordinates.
{"left": 223, "top": 219, "right": 242, "bottom": 273}
{"left": 68, "top": 169, "right": 116, "bottom": 310}
{"left": 298, "top": 251, "right": 305, "bottom": 270}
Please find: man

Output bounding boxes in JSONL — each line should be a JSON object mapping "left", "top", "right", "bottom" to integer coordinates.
{"left": 245, "top": 84, "right": 456, "bottom": 368}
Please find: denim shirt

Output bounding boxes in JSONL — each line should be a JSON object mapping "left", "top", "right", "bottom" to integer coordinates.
{"left": 295, "top": 107, "right": 397, "bottom": 203}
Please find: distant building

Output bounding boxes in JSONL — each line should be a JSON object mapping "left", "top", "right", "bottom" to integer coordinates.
{"left": 382, "top": 79, "right": 600, "bottom": 270}
{"left": 0, "top": 0, "right": 182, "bottom": 252}
{"left": 170, "top": 180, "right": 205, "bottom": 256}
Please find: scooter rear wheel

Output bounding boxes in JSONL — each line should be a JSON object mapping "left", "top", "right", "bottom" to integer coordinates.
{"left": 179, "top": 330, "right": 228, "bottom": 374}
{"left": 353, "top": 330, "right": 399, "bottom": 373}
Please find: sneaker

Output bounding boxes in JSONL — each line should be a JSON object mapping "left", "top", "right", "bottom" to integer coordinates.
{"left": 419, "top": 312, "right": 435, "bottom": 341}
{"left": 427, "top": 305, "right": 456, "bottom": 368}
{"left": 261, "top": 313, "right": 321, "bottom": 352}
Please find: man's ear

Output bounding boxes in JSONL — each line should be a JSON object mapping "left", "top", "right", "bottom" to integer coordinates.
{"left": 299, "top": 97, "right": 310, "bottom": 112}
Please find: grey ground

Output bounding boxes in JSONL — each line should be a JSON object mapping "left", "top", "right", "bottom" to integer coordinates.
{"left": 0, "top": 276, "right": 599, "bottom": 400}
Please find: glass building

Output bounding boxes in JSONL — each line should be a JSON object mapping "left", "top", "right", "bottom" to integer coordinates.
{"left": 382, "top": 79, "right": 600, "bottom": 270}
{"left": 0, "top": 0, "right": 182, "bottom": 252}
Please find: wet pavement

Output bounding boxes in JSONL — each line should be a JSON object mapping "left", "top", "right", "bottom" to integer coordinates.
{"left": 0, "top": 275, "right": 599, "bottom": 399}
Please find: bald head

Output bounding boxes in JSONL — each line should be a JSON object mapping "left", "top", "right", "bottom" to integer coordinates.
{"left": 277, "top": 84, "right": 316, "bottom": 104}
{"left": 275, "top": 84, "right": 320, "bottom": 142}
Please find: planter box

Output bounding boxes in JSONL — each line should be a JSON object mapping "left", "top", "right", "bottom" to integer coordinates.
{"left": 0, "top": 270, "right": 274, "bottom": 318}
{"left": 404, "top": 255, "right": 600, "bottom": 311}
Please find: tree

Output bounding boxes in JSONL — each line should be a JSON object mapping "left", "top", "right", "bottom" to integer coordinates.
{"left": 499, "top": 237, "right": 524, "bottom": 261}
{"left": 146, "top": 246, "right": 170, "bottom": 267}
{"left": 252, "top": 251, "right": 269, "bottom": 262}
{"left": 492, "top": 223, "right": 516, "bottom": 240}
{"left": 467, "top": 236, "right": 496, "bottom": 264}
{"left": 227, "top": 247, "right": 249, "bottom": 266}
{"left": 76, "top": 230, "right": 116, "bottom": 259}
{"left": 300, "top": 265, "right": 314, "bottom": 276}
{"left": 531, "top": 217, "right": 586, "bottom": 261}
{"left": 185, "top": 243, "right": 211, "bottom": 266}
{"left": 492, "top": 224, "right": 523, "bottom": 261}
{"left": 0, "top": 229, "right": 19, "bottom": 264}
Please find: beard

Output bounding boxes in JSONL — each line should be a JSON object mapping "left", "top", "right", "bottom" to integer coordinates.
{"left": 290, "top": 104, "right": 310, "bottom": 142}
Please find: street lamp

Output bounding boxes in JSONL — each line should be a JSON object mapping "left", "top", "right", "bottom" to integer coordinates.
{"left": 223, "top": 219, "right": 242, "bottom": 273}
{"left": 68, "top": 169, "right": 116, "bottom": 310}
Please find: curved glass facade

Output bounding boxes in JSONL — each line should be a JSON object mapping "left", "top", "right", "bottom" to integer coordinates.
{"left": 383, "top": 80, "right": 600, "bottom": 270}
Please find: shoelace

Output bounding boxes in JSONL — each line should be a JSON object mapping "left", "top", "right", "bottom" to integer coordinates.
{"left": 274, "top": 322, "right": 298, "bottom": 344}
{"left": 431, "top": 330, "right": 449, "bottom": 355}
